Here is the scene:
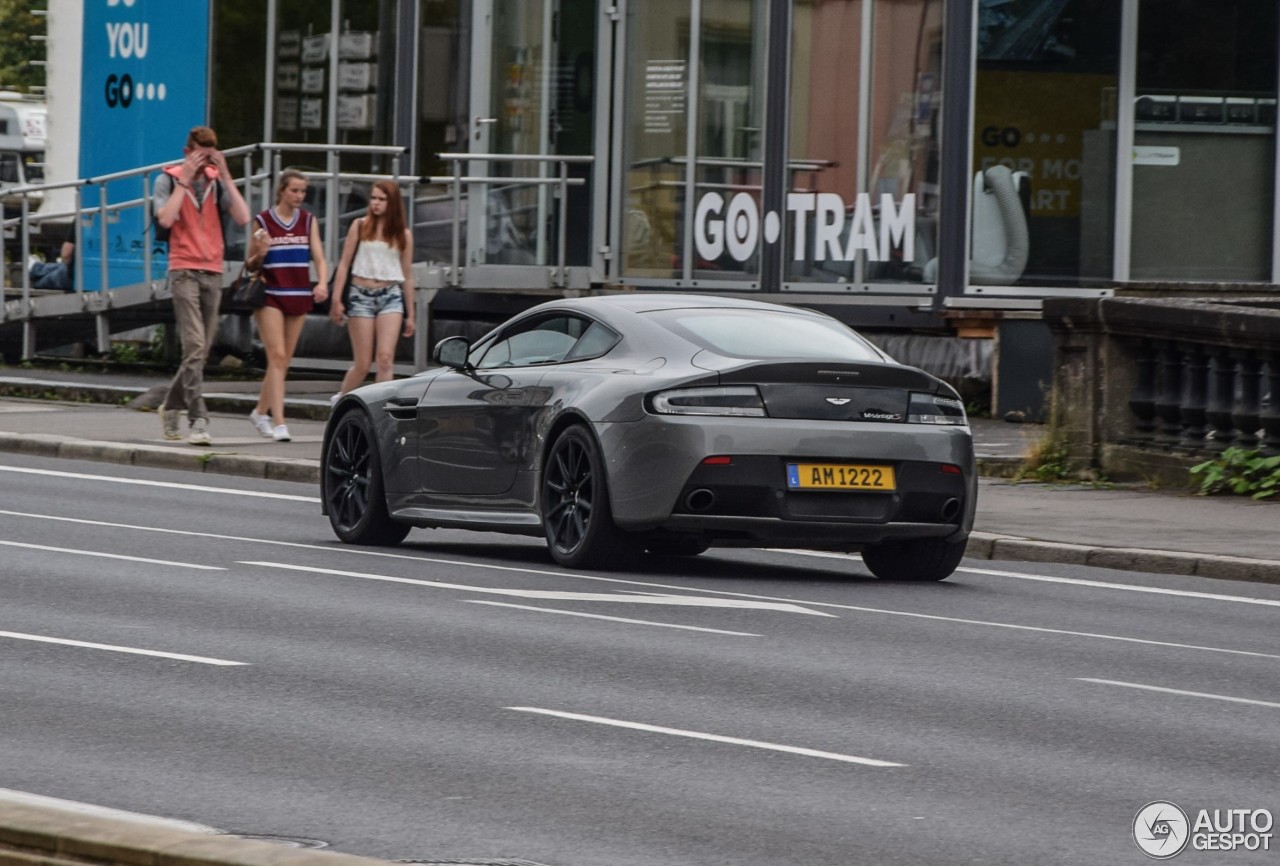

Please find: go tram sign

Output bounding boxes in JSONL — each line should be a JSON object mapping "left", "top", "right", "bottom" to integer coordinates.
{"left": 694, "top": 191, "right": 916, "bottom": 264}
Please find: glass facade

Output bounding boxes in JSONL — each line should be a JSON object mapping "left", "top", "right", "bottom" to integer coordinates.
{"left": 208, "top": 0, "right": 1280, "bottom": 291}
{"left": 467, "top": 0, "right": 597, "bottom": 268}
{"left": 973, "top": 0, "right": 1122, "bottom": 287}
{"left": 692, "top": 0, "right": 766, "bottom": 282}
{"left": 787, "top": 0, "right": 865, "bottom": 284}
{"left": 787, "top": 1, "right": 943, "bottom": 288}
{"left": 865, "top": 0, "right": 942, "bottom": 286}
{"left": 1129, "top": 0, "right": 1277, "bottom": 282}
{"left": 620, "top": 0, "right": 692, "bottom": 278}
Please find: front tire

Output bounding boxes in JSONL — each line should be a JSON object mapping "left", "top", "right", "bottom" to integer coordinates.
{"left": 861, "top": 536, "right": 967, "bottom": 581}
{"left": 323, "top": 410, "right": 410, "bottom": 547}
{"left": 541, "top": 425, "right": 634, "bottom": 569}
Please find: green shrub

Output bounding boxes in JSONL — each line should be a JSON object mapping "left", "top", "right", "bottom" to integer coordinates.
{"left": 1190, "top": 448, "right": 1280, "bottom": 500}
{"left": 1015, "top": 434, "right": 1072, "bottom": 482}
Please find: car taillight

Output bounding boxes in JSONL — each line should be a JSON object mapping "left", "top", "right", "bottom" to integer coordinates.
{"left": 650, "top": 386, "right": 767, "bottom": 417}
{"left": 908, "top": 392, "right": 967, "bottom": 426}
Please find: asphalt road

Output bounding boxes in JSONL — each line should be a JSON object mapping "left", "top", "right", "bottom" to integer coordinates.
{"left": 1, "top": 453, "right": 1278, "bottom": 866}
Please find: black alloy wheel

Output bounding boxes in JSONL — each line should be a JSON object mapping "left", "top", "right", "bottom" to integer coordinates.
{"left": 323, "top": 410, "right": 410, "bottom": 546}
{"left": 542, "top": 426, "right": 634, "bottom": 568}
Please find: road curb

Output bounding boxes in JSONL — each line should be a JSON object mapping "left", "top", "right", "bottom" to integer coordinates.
{"left": 0, "top": 800, "right": 388, "bottom": 866}
{"left": 0, "top": 432, "right": 322, "bottom": 484}
{"left": 967, "top": 531, "right": 1280, "bottom": 584}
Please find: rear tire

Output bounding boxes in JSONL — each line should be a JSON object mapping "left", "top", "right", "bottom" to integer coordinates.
{"left": 861, "top": 536, "right": 967, "bottom": 581}
{"left": 323, "top": 410, "right": 410, "bottom": 547}
{"left": 541, "top": 425, "right": 635, "bottom": 569}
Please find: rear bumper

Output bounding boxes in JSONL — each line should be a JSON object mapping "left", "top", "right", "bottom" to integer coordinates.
{"left": 596, "top": 415, "right": 976, "bottom": 539}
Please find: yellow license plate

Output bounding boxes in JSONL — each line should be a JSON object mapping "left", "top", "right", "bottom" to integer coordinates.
{"left": 787, "top": 463, "right": 896, "bottom": 491}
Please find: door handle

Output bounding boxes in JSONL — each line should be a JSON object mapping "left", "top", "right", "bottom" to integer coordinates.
{"left": 475, "top": 117, "right": 498, "bottom": 126}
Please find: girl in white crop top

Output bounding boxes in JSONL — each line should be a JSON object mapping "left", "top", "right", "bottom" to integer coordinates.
{"left": 331, "top": 180, "right": 416, "bottom": 397}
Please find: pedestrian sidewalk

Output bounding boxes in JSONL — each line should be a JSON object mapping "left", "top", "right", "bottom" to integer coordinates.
{"left": 0, "top": 367, "right": 1276, "bottom": 584}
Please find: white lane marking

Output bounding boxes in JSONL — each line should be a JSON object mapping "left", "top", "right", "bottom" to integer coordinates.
{"left": 0, "top": 466, "right": 318, "bottom": 502}
{"left": 0, "top": 540, "right": 224, "bottom": 570}
{"left": 507, "top": 707, "right": 904, "bottom": 767}
{"left": 1077, "top": 678, "right": 1280, "bottom": 710}
{"left": 959, "top": 565, "right": 1280, "bottom": 608}
{"left": 0, "top": 788, "right": 219, "bottom": 834}
{"left": 1, "top": 512, "right": 1273, "bottom": 658}
{"left": 0, "top": 631, "right": 247, "bottom": 666}
{"left": 466, "top": 601, "right": 761, "bottom": 636}
{"left": 10, "top": 509, "right": 1280, "bottom": 611}
{"left": 242, "top": 561, "right": 832, "bottom": 616}
{"left": 772, "top": 548, "right": 1280, "bottom": 609}
{"left": 767, "top": 548, "right": 858, "bottom": 560}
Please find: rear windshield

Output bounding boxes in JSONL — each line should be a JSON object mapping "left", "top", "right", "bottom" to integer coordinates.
{"left": 646, "top": 308, "right": 887, "bottom": 361}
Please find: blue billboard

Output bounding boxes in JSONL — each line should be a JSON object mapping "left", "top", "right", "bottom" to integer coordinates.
{"left": 80, "top": 0, "right": 210, "bottom": 290}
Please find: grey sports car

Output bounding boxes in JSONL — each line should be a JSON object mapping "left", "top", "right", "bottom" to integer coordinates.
{"left": 321, "top": 294, "right": 976, "bottom": 580}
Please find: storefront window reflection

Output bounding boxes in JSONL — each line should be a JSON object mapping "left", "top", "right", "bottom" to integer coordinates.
{"left": 787, "top": 0, "right": 863, "bottom": 284}
{"left": 973, "top": 0, "right": 1121, "bottom": 286}
{"left": 621, "top": 1, "right": 690, "bottom": 278}
{"left": 1129, "top": 0, "right": 1276, "bottom": 282}
{"left": 865, "top": 0, "right": 942, "bottom": 286}
{"left": 787, "top": 0, "right": 942, "bottom": 287}
{"left": 691, "top": 0, "right": 766, "bottom": 281}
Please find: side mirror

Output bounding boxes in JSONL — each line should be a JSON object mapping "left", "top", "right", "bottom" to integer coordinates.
{"left": 433, "top": 335, "right": 471, "bottom": 370}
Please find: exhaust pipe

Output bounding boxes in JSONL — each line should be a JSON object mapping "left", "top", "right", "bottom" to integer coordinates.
{"left": 684, "top": 488, "right": 716, "bottom": 513}
{"left": 940, "top": 497, "right": 962, "bottom": 522}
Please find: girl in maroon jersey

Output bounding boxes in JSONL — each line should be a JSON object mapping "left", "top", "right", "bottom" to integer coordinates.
{"left": 245, "top": 170, "right": 330, "bottom": 441}
{"left": 329, "top": 180, "right": 416, "bottom": 401}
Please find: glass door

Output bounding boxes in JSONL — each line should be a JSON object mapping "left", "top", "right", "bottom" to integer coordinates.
{"left": 614, "top": 0, "right": 770, "bottom": 284}
{"left": 467, "top": 0, "right": 598, "bottom": 274}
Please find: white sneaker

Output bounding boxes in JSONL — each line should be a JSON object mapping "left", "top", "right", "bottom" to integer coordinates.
{"left": 272, "top": 424, "right": 292, "bottom": 442}
{"left": 329, "top": 393, "right": 342, "bottom": 407}
{"left": 188, "top": 418, "right": 212, "bottom": 446}
{"left": 249, "top": 410, "right": 273, "bottom": 437}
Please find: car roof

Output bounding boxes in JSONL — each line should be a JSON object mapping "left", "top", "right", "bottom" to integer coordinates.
{"left": 553, "top": 293, "right": 828, "bottom": 317}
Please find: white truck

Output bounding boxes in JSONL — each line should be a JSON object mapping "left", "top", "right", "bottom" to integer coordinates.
{"left": 0, "top": 93, "right": 47, "bottom": 214}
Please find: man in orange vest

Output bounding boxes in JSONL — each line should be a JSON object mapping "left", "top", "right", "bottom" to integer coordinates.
{"left": 153, "top": 126, "right": 251, "bottom": 445}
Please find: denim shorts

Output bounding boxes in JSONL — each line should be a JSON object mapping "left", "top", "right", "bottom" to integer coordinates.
{"left": 346, "top": 283, "right": 404, "bottom": 318}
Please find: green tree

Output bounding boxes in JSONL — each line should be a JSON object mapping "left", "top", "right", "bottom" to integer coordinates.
{"left": 0, "top": 0, "right": 44, "bottom": 93}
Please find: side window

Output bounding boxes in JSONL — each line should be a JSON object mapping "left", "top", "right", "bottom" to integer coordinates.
{"left": 0, "top": 153, "right": 19, "bottom": 184}
{"left": 564, "top": 322, "right": 621, "bottom": 361}
{"left": 475, "top": 314, "right": 595, "bottom": 369}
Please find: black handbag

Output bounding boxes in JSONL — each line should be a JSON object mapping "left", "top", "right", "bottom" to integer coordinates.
{"left": 224, "top": 266, "right": 267, "bottom": 312}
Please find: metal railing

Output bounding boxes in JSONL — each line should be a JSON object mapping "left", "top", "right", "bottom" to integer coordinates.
{"left": 257, "top": 142, "right": 406, "bottom": 266}
{"left": 3, "top": 143, "right": 594, "bottom": 361}
{"left": 3, "top": 142, "right": 410, "bottom": 301}
{"left": 2, "top": 144, "right": 261, "bottom": 304}
{"left": 1, "top": 142, "right": 412, "bottom": 359}
{"left": 429, "top": 152, "right": 592, "bottom": 288}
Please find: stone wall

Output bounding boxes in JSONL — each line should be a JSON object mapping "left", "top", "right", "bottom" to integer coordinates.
{"left": 1043, "top": 297, "right": 1280, "bottom": 486}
